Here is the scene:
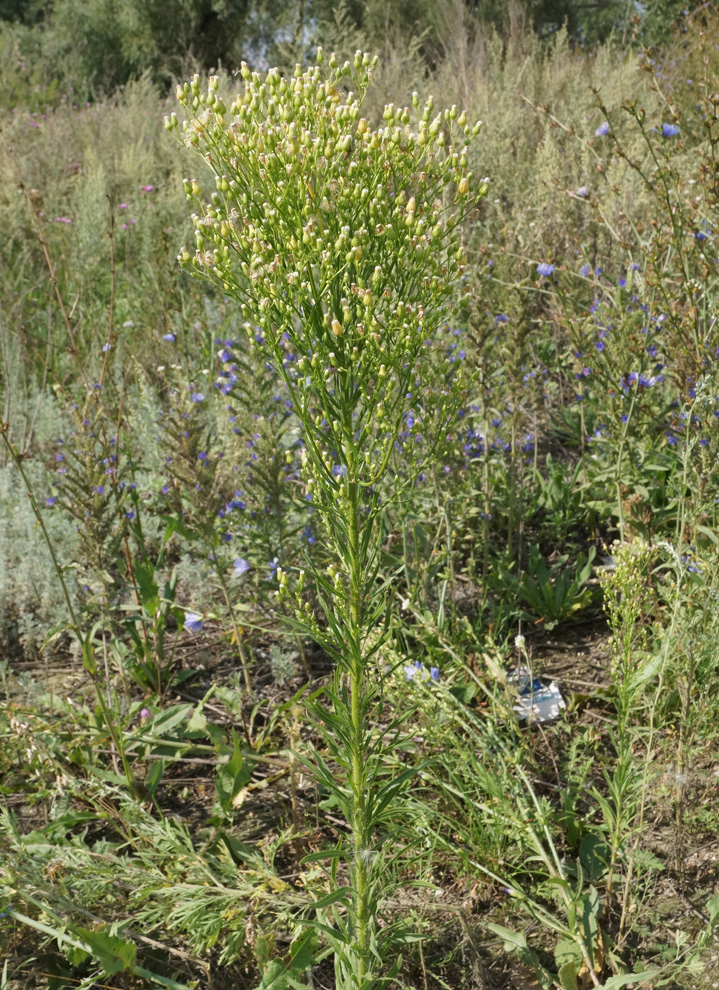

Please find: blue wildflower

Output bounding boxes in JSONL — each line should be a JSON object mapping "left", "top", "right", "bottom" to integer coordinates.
{"left": 184, "top": 612, "right": 204, "bottom": 633}
{"left": 536, "top": 262, "right": 555, "bottom": 277}
{"left": 162, "top": 333, "right": 176, "bottom": 342}
{"left": 662, "top": 123, "right": 680, "bottom": 137}
{"left": 595, "top": 121, "right": 610, "bottom": 137}
{"left": 233, "top": 558, "right": 250, "bottom": 577}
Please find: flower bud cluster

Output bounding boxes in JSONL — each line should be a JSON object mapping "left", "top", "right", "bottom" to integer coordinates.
{"left": 175, "top": 50, "right": 485, "bottom": 578}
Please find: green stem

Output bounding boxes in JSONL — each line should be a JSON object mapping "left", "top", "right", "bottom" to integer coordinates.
{"left": 615, "top": 389, "right": 637, "bottom": 540}
{"left": 215, "top": 563, "right": 254, "bottom": 697}
{"left": 347, "top": 477, "right": 370, "bottom": 982}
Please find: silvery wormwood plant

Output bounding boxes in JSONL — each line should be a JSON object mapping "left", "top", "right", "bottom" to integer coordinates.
{"left": 167, "top": 50, "right": 487, "bottom": 989}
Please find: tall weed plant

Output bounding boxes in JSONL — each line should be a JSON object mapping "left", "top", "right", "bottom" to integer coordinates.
{"left": 173, "top": 50, "right": 484, "bottom": 986}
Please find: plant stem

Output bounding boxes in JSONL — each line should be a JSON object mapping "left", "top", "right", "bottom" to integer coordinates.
{"left": 214, "top": 563, "right": 253, "bottom": 697}
{"left": 347, "top": 477, "right": 370, "bottom": 982}
{"left": 615, "top": 389, "right": 637, "bottom": 540}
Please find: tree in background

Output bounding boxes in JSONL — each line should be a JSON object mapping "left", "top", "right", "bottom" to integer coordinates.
{"left": 0, "top": 0, "right": 712, "bottom": 104}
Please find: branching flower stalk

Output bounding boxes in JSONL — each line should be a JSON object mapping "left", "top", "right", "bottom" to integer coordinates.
{"left": 170, "top": 51, "right": 486, "bottom": 984}
{"left": 0, "top": 423, "right": 136, "bottom": 796}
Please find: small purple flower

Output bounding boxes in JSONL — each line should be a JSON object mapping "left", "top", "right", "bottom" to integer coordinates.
{"left": 494, "top": 313, "right": 509, "bottom": 324}
{"left": 580, "top": 263, "right": 591, "bottom": 277}
{"left": 162, "top": 333, "right": 176, "bottom": 342}
{"left": 404, "top": 661, "right": 424, "bottom": 681}
{"left": 140, "top": 707, "right": 151, "bottom": 720}
{"left": 595, "top": 121, "right": 610, "bottom": 137}
{"left": 574, "top": 185, "right": 588, "bottom": 197}
{"left": 233, "top": 558, "right": 250, "bottom": 577}
{"left": 184, "top": 611, "right": 204, "bottom": 633}
{"left": 102, "top": 342, "right": 112, "bottom": 352}
{"left": 190, "top": 392, "right": 205, "bottom": 403}
{"left": 536, "top": 262, "right": 555, "bottom": 277}
{"left": 639, "top": 373, "right": 662, "bottom": 388}
{"left": 45, "top": 496, "right": 58, "bottom": 506}
{"left": 430, "top": 666, "right": 440, "bottom": 682}
{"left": 96, "top": 485, "right": 104, "bottom": 495}
{"left": 662, "top": 123, "right": 680, "bottom": 137}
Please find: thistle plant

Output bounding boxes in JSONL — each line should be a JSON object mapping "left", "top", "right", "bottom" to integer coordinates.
{"left": 170, "top": 51, "right": 485, "bottom": 986}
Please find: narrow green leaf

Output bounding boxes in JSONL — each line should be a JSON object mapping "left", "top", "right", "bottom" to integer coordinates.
{"left": 309, "top": 885, "right": 353, "bottom": 910}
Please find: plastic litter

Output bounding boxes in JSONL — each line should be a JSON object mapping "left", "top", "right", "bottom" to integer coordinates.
{"left": 508, "top": 666, "right": 566, "bottom": 723}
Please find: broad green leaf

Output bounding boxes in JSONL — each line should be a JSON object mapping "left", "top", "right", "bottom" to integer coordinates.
{"left": 74, "top": 928, "right": 136, "bottom": 975}
{"left": 485, "top": 922, "right": 528, "bottom": 950}
{"left": 135, "top": 561, "right": 159, "bottom": 605}
{"left": 558, "top": 960, "right": 579, "bottom": 990}
{"left": 579, "top": 835, "right": 611, "bottom": 883}
{"left": 449, "top": 681, "right": 479, "bottom": 705}
{"left": 145, "top": 759, "right": 164, "bottom": 796}
{"left": 581, "top": 886, "right": 600, "bottom": 965}
{"left": 255, "top": 959, "right": 289, "bottom": 990}
{"left": 555, "top": 937, "right": 582, "bottom": 971}
{"left": 215, "top": 735, "right": 253, "bottom": 812}
{"left": 148, "top": 704, "right": 194, "bottom": 737}
{"left": 600, "top": 971, "right": 657, "bottom": 988}
{"left": 289, "top": 930, "right": 321, "bottom": 970}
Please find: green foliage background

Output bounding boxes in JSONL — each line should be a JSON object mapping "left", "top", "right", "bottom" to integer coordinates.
{"left": 0, "top": 0, "right": 712, "bottom": 105}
